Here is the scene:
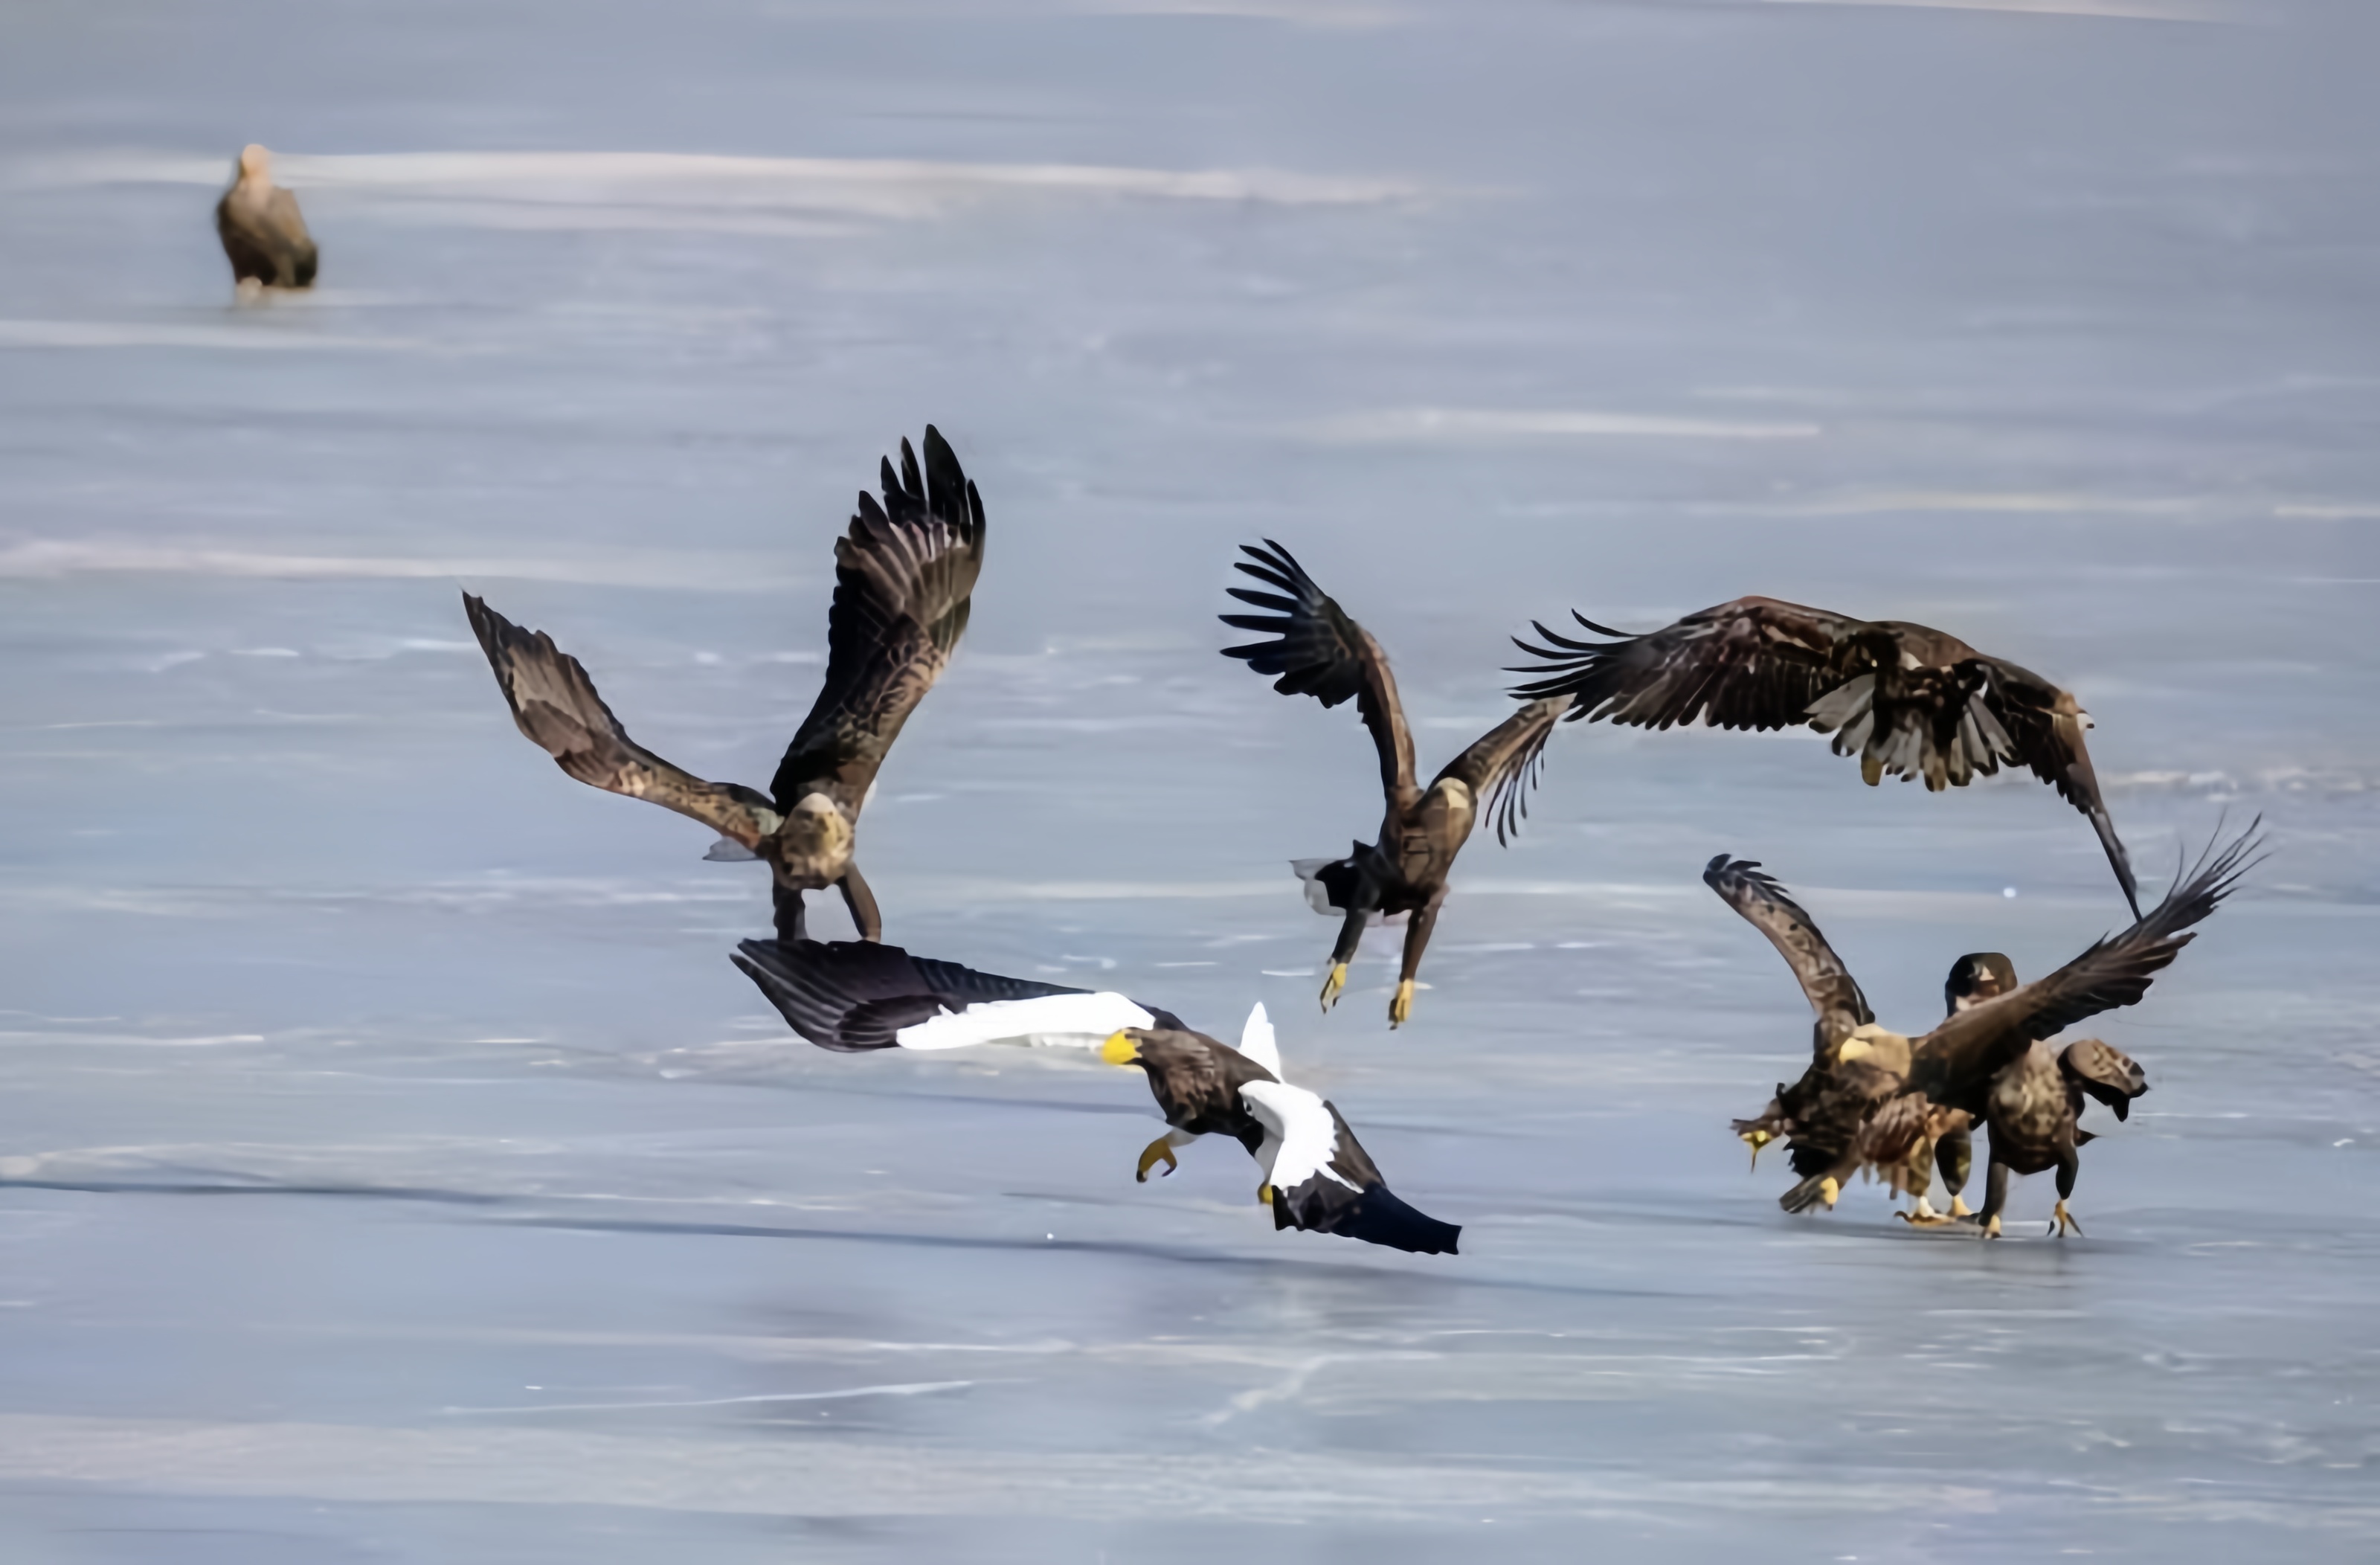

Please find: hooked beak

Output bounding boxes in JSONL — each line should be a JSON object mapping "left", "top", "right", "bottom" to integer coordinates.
{"left": 1099, "top": 1030, "right": 1141, "bottom": 1066}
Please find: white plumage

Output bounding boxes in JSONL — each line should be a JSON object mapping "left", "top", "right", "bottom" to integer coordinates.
{"left": 1238, "top": 1078, "right": 1359, "bottom": 1193}
{"left": 1235, "top": 1001, "right": 1280, "bottom": 1077}
{"left": 892, "top": 992, "right": 1155, "bottom": 1051}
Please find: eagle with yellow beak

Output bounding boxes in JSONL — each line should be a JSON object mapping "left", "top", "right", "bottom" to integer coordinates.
{"left": 734, "top": 937, "right": 1461, "bottom": 1255}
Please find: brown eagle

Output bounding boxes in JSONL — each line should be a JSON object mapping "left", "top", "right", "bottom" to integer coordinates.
{"left": 466, "top": 427, "right": 983, "bottom": 944}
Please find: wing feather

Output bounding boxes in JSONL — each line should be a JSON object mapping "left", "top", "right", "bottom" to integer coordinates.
{"left": 1914, "top": 821, "right": 2261, "bottom": 1093}
{"left": 464, "top": 594, "right": 780, "bottom": 846}
{"left": 770, "top": 427, "right": 985, "bottom": 817}
{"left": 1509, "top": 596, "right": 1871, "bottom": 732}
{"left": 1432, "top": 695, "right": 1573, "bottom": 846}
{"left": 1220, "top": 540, "right": 1418, "bottom": 809}
{"left": 733, "top": 937, "right": 1183, "bottom": 1052}
{"left": 1702, "top": 855, "right": 1874, "bottom": 1050}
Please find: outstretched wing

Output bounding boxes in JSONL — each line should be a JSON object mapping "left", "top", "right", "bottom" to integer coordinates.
{"left": 1967, "top": 656, "right": 2139, "bottom": 918}
{"left": 770, "top": 427, "right": 985, "bottom": 818}
{"left": 464, "top": 594, "right": 782, "bottom": 848}
{"left": 1432, "top": 695, "right": 1574, "bottom": 846}
{"left": 1220, "top": 540, "right": 1418, "bottom": 810}
{"left": 733, "top": 937, "right": 1176, "bottom": 1052}
{"left": 1509, "top": 596, "right": 1874, "bottom": 732}
{"left": 1702, "top": 855, "right": 1874, "bottom": 1052}
{"left": 1917, "top": 821, "right": 2262, "bottom": 1091}
{"left": 1238, "top": 1079, "right": 1460, "bottom": 1255}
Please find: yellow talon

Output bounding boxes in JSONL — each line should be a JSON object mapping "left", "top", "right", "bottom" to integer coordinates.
{"left": 1817, "top": 1176, "right": 1840, "bottom": 1210}
{"left": 1740, "top": 1128, "right": 1772, "bottom": 1172}
{"left": 1258, "top": 1183, "right": 1275, "bottom": 1207}
{"left": 2051, "top": 1200, "right": 2083, "bottom": 1238}
{"left": 1984, "top": 1215, "right": 2003, "bottom": 1239}
{"left": 1319, "top": 963, "right": 1348, "bottom": 1012}
{"left": 1949, "top": 1195, "right": 1973, "bottom": 1218}
{"left": 1389, "top": 978, "right": 1415, "bottom": 1028}
{"left": 1897, "top": 1198, "right": 1952, "bottom": 1227}
{"left": 1134, "top": 1136, "right": 1178, "bottom": 1183}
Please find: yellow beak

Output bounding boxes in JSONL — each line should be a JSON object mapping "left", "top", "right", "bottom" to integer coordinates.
{"left": 1099, "top": 1030, "right": 1140, "bottom": 1066}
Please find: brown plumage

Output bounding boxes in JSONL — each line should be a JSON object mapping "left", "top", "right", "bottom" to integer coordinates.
{"left": 1221, "top": 540, "right": 1571, "bottom": 1026}
{"left": 215, "top": 146, "right": 318, "bottom": 292}
{"left": 1512, "top": 597, "right": 2141, "bottom": 918}
{"left": 1714, "top": 823, "right": 2259, "bottom": 1227}
{"left": 465, "top": 427, "right": 984, "bottom": 942}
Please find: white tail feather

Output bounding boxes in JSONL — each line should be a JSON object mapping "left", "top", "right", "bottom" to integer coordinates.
{"left": 1237, "top": 1001, "right": 1281, "bottom": 1078}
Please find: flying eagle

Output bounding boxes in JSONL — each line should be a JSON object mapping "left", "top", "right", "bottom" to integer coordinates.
{"left": 466, "top": 426, "right": 982, "bottom": 944}
{"left": 1512, "top": 597, "right": 2141, "bottom": 917}
{"left": 1221, "top": 540, "right": 1570, "bottom": 1027}
{"left": 733, "top": 938, "right": 1461, "bottom": 1255}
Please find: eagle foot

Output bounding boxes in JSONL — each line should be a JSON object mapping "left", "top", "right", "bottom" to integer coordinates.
{"left": 1134, "top": 1137, "right": 1179, "bottom": 1183}
{"left": 1389, "top": 979, "right": 1415, "bottom": 1029}
{"left": 1319, "top": 964, "right": 1348, "bottom": 1013}
{"left": 2050, "top": 1200, "right": 2083, "bottom": 1238}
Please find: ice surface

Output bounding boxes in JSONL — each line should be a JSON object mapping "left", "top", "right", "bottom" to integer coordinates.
{"left": 2, "top": 0, "right": 2378, "bottom": 1559}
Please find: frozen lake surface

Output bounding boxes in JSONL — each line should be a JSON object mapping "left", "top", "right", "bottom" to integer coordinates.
{"left": 3, "top": 1, "right": 2378, "bottom": 1559}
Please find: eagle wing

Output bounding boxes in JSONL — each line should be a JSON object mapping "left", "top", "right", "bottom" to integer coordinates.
{"left": 1509, "top": 596, "right": 1873, "bottom": 733}
{"left": 732, "top": 937, "right": 1177, "bottom": 1053}
{"left": 1431, "top": 695, "right": 1574, "bottom": 846}
{"left": 1238, "top": 1079, "right": 1460, "bottom": 1255}
{"left": 1702, "top": 855, "right": 1874, "bottom": 1053}
{"left": 1917, "top": 822, "right": 2260, "bottom": 1095}
{"left": 769, "top": 427, "right": 985, "bottom": 819}
{"left": 1220, "top": 540, "right": 1418, "bottom": 812}
{"left": 464, "top": 594, "right": 781, "bottom": 848}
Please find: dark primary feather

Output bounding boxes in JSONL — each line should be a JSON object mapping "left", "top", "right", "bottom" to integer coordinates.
{"left": 1916, "top": 820, "right": 2262, "bottom": 1093}
{"left": 1219, "top": 540, "right": 1418, "bottom": 807}
{"left": 770, "top": 427, "right": 985, "bottom": 816}
{"left": 1703, "top": 855, "right": 1874, "bottom": 1051}
{"left": 463, "top": 593, "right": 781, "bottom": 847}
{"left": 733, "top": 938, "right": 1183, "bottom": 1052}
{"left": 1508, "top": 597, "right": 1865, "bottom": 733}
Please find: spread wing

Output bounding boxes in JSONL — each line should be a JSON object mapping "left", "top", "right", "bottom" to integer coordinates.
{"left": 1238, "top": 1080, "right": 1460, "bottom": 1255}
{"left": 1509, "top": 596, "right": 1874, "bottom": 733}
{"left": 1702, "top": 855, "right": 1874, "bottom": 1052}
{"left": 1432, "top": 695, "right": 1574, "bottom": 846}
{"left": 769, "top": 427, "right": 985, "bottom": 818}
{"left": 732, "top": 937, "right": 1179, "bottom": 1053}
{"left": 464, "top": 594, "right": 782, "bottom": 848}
{"left": 1220, "top": 540, "right": 1418, "bottom": 810}
{"left": 1917, "top": 821, "right": 2261, "bottom": 1093}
